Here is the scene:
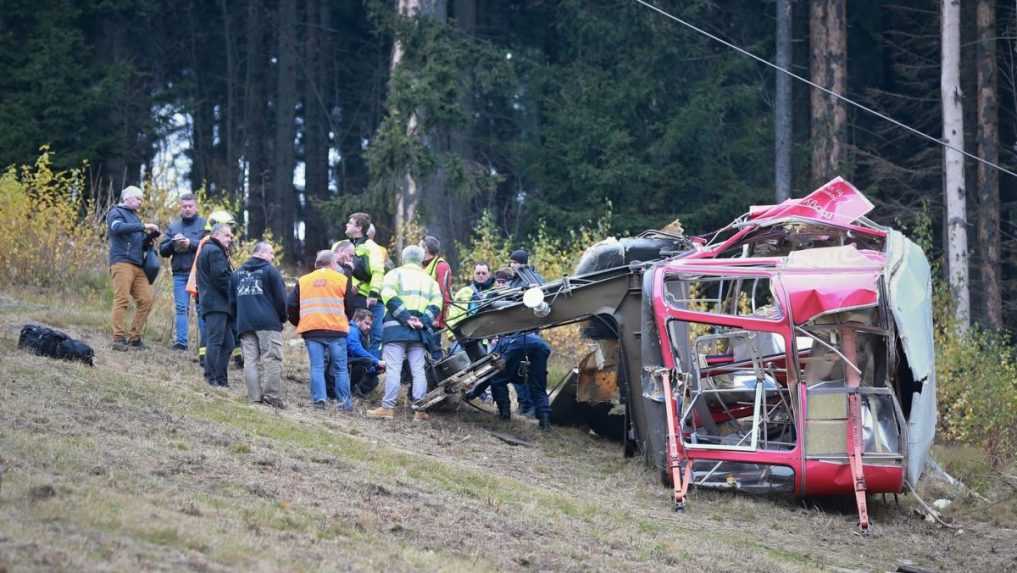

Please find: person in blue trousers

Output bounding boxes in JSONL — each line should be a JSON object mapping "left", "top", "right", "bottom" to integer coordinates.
{"left": 158, "top": 193, "right": 207, "bottom": 351}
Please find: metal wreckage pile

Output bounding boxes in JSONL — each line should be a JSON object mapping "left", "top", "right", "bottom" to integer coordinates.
{"left": 415, "top": 178, "right": 936, "bottom": 531}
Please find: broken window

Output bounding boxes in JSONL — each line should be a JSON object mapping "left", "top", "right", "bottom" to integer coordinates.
{"left": 797, "top": 309, "right": 906, "bottom": 463}
{"left": 675, "top": 329, "right": 796, "bottom": 452}
{"left": 665, "top": 275, "right": 783, "bottom": 321}
{"left": 691, "top": 461, "right": 795, "bottom": 494}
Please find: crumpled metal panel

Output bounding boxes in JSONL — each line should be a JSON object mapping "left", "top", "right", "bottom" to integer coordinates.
{"left": 885, "top": 229, "right": 937, "bottom": 485}
{"left": 748, "top": 177, "right": 875, "bottom": 227}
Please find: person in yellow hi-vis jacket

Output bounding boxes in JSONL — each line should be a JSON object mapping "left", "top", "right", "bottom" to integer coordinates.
{"left": 344, "top": 212, "right": 387, "bottom": 356}
{"left": 366, "top": 245, "right": 442, "bottom": 422}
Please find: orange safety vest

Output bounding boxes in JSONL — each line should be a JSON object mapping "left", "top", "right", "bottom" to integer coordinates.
{"left": 186, "top": 236, "right": 211, "bottom": 298}
{"left": 296, "top": 268, "right": 350, "bottom": 335}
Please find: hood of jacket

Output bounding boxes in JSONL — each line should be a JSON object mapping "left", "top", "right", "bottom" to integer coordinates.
{"left": 240, "top": 256, "right": 270, "bottom": 272}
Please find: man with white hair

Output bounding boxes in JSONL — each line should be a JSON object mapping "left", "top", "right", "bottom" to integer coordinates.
{"left": 196, "top": 223, "right": 235, "bottom": 387}
{"left": 366, "top": 245, "right": 442, "bottom": 421}
{"left": 106, "top": 185, "right": 161, "bottom": 351}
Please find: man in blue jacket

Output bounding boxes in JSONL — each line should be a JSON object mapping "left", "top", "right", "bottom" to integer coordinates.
{"left": 231, "top": 242, "right": 287, "bottom": 407}
{"left": 158, "top": 193, "right": 207, "bottom": 351}
{"left": 347, "top": 308, "right": 386, "bottom": 397}
{"left": 472, "top": 332, "right": 552, "bottom": 430}
{"left": 106, "top": 185, "right": 161, "bottom": 351}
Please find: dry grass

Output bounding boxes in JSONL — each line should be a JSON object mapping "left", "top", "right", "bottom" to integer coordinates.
{"left": 1, "top": 289, "right": 1015, "bottom": 572}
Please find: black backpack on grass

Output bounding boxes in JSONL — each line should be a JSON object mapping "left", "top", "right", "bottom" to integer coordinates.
{"left": 18, "top": 324, "right": 95, "bottom": 367}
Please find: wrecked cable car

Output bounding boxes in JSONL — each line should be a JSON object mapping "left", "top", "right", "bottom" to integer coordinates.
{"left": 432, "top": 178, "right": 935, "bottom": 530}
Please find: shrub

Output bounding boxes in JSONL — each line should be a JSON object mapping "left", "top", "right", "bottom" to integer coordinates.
{"left": 933, "top": 290, "right": 1017, "bottom": 466}
{"left": 0, "top": 148, "right": 105, "bottom": 289}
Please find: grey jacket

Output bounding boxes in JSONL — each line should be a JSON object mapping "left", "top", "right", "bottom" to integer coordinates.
{"left": 158, "top": 216, "right": 206, "bottom": 275}
{"left": 106, "top": 205, "right": 154, "bottom": 267}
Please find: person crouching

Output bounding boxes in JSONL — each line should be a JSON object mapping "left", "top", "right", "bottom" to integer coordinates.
{"left": 287, "top": 250, "right": 354, "bottom": 411}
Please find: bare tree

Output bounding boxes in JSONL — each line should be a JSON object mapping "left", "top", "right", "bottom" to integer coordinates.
{"left": 976, "top": 0, "right": 1002, "bottom": 329}
{"left": 942, "top": 0, "right": 970, "bottom": 332}
{"left": 272, "top": 0, "right": 299, "bottom": 258}
{"left": 809, "top": 0, "right": 846, "bottom": 186}
{"left": 775, "top": 0, "right": 793, "bottom": 202}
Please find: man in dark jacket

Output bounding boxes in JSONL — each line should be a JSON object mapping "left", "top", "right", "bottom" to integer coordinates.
{"left": 196, "top": 224, "right": 235, "bottom": 386}
{"left": 508, "top": 249, "right": 545, "bottom": 288}
{"left": 230, "top": 241, "right": 287, "bottom": 407}
{"left": 476, "top": 332, "right": 552, "bottom": 429}
{"left": 158, "top": 193, "right": 207, "bottom": 351}
{"left": 106, "top": 185, "right": 161, "bottom": 351}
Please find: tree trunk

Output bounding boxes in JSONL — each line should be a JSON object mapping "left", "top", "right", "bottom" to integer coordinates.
{"left": 303, "top": 0, "right": 332, "bottom": 257}
{"left": 243, "top": 0, "right": 269, "bottom": 238}
{"left": 272, "top": 0, "right": 299, "bottom": 259}
{"left": 809, "top": 0, "right": 846, "bottom": 187}
{"left": 975, "top": 0, "right": 1001, "bottom": 329}
{"left": 220, "top": 0, "right": 239, "bottom": 200}
{"left": 391, "top": 0, "right": 421, "bottom": 253}
{"left": 942, "top": 0, "right": 970, "bottom": 333}
{"left": 775, "top": 0, "right": 793, "bottom": 202}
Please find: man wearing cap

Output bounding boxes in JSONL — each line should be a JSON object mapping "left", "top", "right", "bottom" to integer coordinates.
{"left": 158, "top": 193, "right": 207, "bottom": 351}
{"left": 508, "top": 249, "right": 545, "bottom": 288}
{"left": 106, "top": 185, "right": 161, "bottom": 351}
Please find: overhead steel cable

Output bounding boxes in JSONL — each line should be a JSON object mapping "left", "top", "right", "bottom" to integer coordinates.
{"left": 632, "top": 0, "right": 1017, "bottom": 180}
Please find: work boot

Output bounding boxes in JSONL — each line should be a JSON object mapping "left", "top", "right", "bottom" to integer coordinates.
{"left": 413, "top": 411, "right": 430, "bottom": 422}
{"left": 111, "top": 337, "right": 129, "bottom": 352}
{"left": 538, "top": 413, "right": 551, "bottom": 431}
{"left": 312, "top": 400, "right": 327, "bottom": 410}
{"left": 366, "top": 406, "right": 394, "bottom": 419}
{"left": 127, "top": 338, "right": 146, "bottom": 350}
{"left": 172, "top": 342, "right": 188, "bottom": 351}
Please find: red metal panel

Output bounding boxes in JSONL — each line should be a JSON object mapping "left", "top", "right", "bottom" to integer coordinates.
{"left": 803, "top": 462, "right": 904, "bottom": 496}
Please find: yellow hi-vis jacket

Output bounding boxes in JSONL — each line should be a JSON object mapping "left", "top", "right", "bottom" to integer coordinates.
{"left": 295, "top": 268, "right": 350, "bottom": 335}
{"left": 380, "top": 263, "right": 443, "bottom": 343}
{"left": 446, "top": 285, "right": 478, "bottom": 328}
{"left": 352, "top": 238, "right": 386, "bottom": 299}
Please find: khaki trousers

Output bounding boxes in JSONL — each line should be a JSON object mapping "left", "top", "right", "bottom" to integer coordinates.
{"left": 110, "top": 262, "right": 154, "bottom": 340}
{"left": 240, "top": 331, "right": 284, "bottom": 402}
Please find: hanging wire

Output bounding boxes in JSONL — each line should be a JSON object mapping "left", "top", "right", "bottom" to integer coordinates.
{"left": 632, "top": 0, "right": 1017, "bottom": 180}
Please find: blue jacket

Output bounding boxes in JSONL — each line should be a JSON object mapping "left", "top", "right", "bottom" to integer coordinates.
{"left": 230, "top": 257, "right": 287, "bottom": 335}
{"left": 106, "top": 205, "right": 154, "bottom": 267}
{"left": 347, "top": 325, "right": 380, "bottom": 365}
{"left": 158, "top": 215, "right": 207, "bottom": 275}
{"left": 492, "top": 332, "right": 551, "bottom": 358}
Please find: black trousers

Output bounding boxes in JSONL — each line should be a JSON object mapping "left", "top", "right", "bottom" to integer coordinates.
{"left": 204, "top": 311, "right": 235, "bottom": 386}
{"left": 325, "top": 356, "right": 378, "bottom": 399}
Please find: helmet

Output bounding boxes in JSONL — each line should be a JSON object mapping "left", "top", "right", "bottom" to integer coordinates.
{"left": 205, "top": 209, "right": 236, "bottom": 231}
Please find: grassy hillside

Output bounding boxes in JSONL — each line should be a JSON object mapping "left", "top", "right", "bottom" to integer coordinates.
{"left": 1, "top": 290, "right": 1015, "bottom": 572}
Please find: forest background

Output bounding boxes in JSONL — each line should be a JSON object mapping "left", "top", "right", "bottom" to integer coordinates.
{"left": 3, "top": 1, "right": 1017, "bottom": 461}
